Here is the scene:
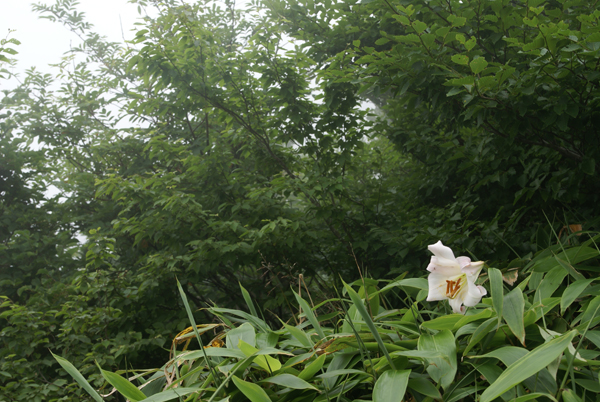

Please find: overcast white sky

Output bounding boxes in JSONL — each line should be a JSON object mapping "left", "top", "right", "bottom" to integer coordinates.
{"left": 1, "top": 0, "right": 144, "bottom": 88}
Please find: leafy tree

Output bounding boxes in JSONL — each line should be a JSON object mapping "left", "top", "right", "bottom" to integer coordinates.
{"left": 268, "top": 0, "right": 600, "bottom": 260}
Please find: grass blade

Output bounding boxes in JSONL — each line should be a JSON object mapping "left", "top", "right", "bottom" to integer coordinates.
{"left": 176, "top": 278, "right": 220, "bottom": 386}
{"left": 97, "top": 365, "right": 147, "bottom": 402}
{"left": 51, "top": 352, "right": 103, "bottom": 402}
{"left": 343, "top": 280, "right": 396, "bottom": 370}
{"left": 293, "top": 291, "right": 325, "bottom": 340}
{"left": 479, "top": 330, "right": 577, "bottom": 402}
{"left": 488, "top": 267, "right": 504, "bottom": 325}
{"left": 239, "top": 282, "right": 259, "bottom": 317}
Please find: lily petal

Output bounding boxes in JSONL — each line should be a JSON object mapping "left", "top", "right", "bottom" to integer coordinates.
{"left": 426, "top": 272, "right": 450, "bottom": 301}
{"left": 427, "top": 256, "right": 461, "bottom": 275}
{"left": 455, "top": 256, "right": 472, "bottom": 269}
{"left": 448, "top": 297, "right": 465, "bottom": 314}
{"left": 461, "top": 260, "right": 484, "bottom": 275}
{"left": 462, "top": 285, "right": 487, "bottom": 307}
{"left": 428, "top": 241, "right": 456, "bottom": 261}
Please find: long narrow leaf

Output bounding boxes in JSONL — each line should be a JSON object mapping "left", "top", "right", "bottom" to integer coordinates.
{"left": 293, "top": 292, "right": 325, "bottom": 340}
{"left": 343, "top": 280, "right": 396, "bottom": 370}
{"left": 139, "top": 387, "right": 205, "bottom": 402}
{"left": 503, "top": 287, "right": 525, "bottom": 346}
{"left": 488, "top": 267, "right": 504, "bottom": 324}
{"left": 176, "top": 278, "right": 220, "bottom": 386}
{"left": 479, "top": 330, "right": 577, "bottom": 402}
{"left": 51, "top": 352, "right": 103, "bottom": 402}
{"left": 98, "top": 366, "right": 147, "bottom": 402}
{"left": 239, "top": 282, "right": 259, "bottom": 317}
{"left": 232, "top": 375, "right": 272, "bottom": 402}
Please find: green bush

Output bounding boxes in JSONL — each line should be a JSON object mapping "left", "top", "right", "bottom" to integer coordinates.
{"left": 57, "top": 237, "right": 600, "bottom": 401}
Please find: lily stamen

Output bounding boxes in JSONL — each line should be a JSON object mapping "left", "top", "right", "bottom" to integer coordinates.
{"left": 445, "top": 277, "right": 462, "bottom": 299}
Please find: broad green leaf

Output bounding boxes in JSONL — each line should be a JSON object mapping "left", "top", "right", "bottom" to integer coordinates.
{"left": 377, "top": 278, "right": 428, "bottom": 295}
{"left": 98, "top": 367, "right": 147, "bottom": 402}
{"left": 421, "top": 313, "right": 463, "bottom": 330}
{"left": 422, "top": 33, "right": 436, "bottom": 49}
{"left": 391, "top": 350, "right": 447, "bottom": 360}
{"left": 139, "top": 388, "right": 205, "bottom": 402}
{"left": 177, "top": 347, "right": 246, "bottom": 360}
{"left": 232, "top": 376, "right": 272, "bottom": 402}
{"left": 452, "top": 309, "right": 493, "bottom": 330}
{"left": 373, "top": 369, "right": 411, "bottom": 402}
{"left": 417, "top": 329, "right": 456, "bottom": 390}
{"left": 407, "top": 378, "right": 441, "bottom": 399}
{"left": 210, "top": 307, "right": 271, "bottom": 333}
{"left": 51, "top": 353, "right": 103, "bottom": 402}
{"left": 489, "top": 268, "right": 504, "bottom": 324}
{"left": 411, "top": 20, "right": 427, "bottom": 34}
{"left": 318, "top": 369, "right": 373, "bottom": 379}
{"left": 562, "top": 389, "right": 583, "bottom": 402}
{"left": 534, "top": 266, "right": 567, "bottom": 302}
{"left": 503, "top": 287, "right": 525, "bottom": 346}
{"left": 238, "top": 339, "right": 282, "bottom": 373}
{"left": 281, "top": 321, "right": 312, "bottom": 348}
{"left": 446, "top": 76, "right": 475, "bottom": 86}
{"left": 575, "top": 378, "right": 600, "bottom": 392}
{"left": 259, "top": 374, "right": 317, "bottom": 390}
{"left": 475, "top": 361, "right": 515, "bottom": 401}
{"left": 294, "top": 292, "right": 325, "bottom": 340}
{"left": 512, "top": 393, "right": 558, "bottom": 402}
{"left": 452, "top": 54, "right": 469, "bottom": 65}
{"left": 256, "top": 332, "right": 278, "bottom": 349}
{"left": 554, "top": 256, "right": 586, "bottom": 281}
{"left": 227, "top": 322, "right": 256, "bottom": 349}
{"left": 532, "top": 247, "right": 598, "bottom": 274}
{"left": 323, "top": 352, "right": 354, "bottom": 389}
{"left": 464, "top": 37, "right": 477, "bottom": 51}
{"left": 463, "top": 317, "right": 497, "bottom": 356}
{"left": 445, "top": 386, "right": 478, "bottom": 402}
{"left": 477, "top": 344, "right": 559, "bottom": 394}
{"left": 579, "top": 295, "right": 600, "bottom": 326}
{"left": 479, "top": 330, "right": 576, "bottom": 402}
{"left": 298, "top": 354, "right": 326, "bottom": 381}
{"left": 581, "top": 157, "right": 595, "bottom": 175}
{"left": 470, "top": 57, "right": 488, "bottom": 74}
{"left": 452, "top": 16, "right": 466, "bottom": 27}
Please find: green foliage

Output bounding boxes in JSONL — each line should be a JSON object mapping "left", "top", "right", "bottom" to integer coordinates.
{"left": 271, "top": 0, "right": 600, "bottom": 261}
{"left": 58, "top": 240, "right": 600, "bottom": 402}
{"left": 2, "top": 0, "right": 600, "bottom": 399}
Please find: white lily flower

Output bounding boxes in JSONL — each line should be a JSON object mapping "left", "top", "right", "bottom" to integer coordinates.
{"left": 426, "top": 241, "right": 487, "bottom": 314}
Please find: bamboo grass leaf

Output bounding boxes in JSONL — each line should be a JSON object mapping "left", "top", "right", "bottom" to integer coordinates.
{"left": 97, "top": 365, "right": 147, "bottom": 402}
{"left": 373, "top": 369, "right": 411, "bottom": 402}
{"left": 488, "top": 267, "right": 504, "bottom": 324}
{"left": 561, "top": 278, "right": 595, "bottom": 314}
{"left": 479, "top": 330, "right": 576, "bottom": 402}
{"left": 343, "top": 280, "right": 396, "bottom": 370}
{"left": 259, "top": 373, "right": 318, "bottom": 390}
{"left": 51, "top": 352, "right": 104, "bottom": 402}
{"left": 417, "top": 330, "right": 457, "bottom": 390}
{"left": 239, "top": 282, "right": 259, "bottom": 317}
{"left": 293, "top": 291, "right": 325, "bottom": 340}
{"left": 503, "top": 287, "right": 525, "bottom": 346}
{"left": 231, "top": 375, "right": 272, "bottom": 402}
